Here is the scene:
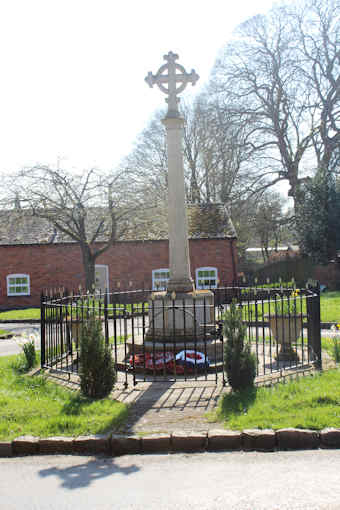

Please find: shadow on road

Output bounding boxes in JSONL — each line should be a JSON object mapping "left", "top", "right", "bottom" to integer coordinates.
{"left": 39, "top": 457, "right": 140, "bottom": 489}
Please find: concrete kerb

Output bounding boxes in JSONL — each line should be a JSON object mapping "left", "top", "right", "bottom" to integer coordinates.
{"left": 2, "top": 428, "right": 340, "bottom": 457}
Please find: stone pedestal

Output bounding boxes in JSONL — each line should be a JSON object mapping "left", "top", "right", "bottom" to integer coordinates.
{"left": 146, "top": 290, "right": 215, "bottom": 343}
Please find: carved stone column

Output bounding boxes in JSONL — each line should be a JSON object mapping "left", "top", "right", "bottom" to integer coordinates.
{"left": 162, "top": 115, "right": 193, "bottom": 292}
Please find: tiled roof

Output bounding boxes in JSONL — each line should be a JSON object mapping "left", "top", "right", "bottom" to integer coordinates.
{"left": 0, "top": 204, "right": 236, "bottom": 246}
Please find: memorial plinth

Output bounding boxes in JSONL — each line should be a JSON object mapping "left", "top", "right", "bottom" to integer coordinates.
{"left": 145, "top": 290, "right": 215, "bottom": 343}
{"left": 145, "top": 52, "right": 214, "bottom": 346}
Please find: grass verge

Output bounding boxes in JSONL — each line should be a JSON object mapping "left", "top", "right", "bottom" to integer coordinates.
{"left": 0, "top": 329, "right": 12, "bottom": 337}
{"left": 212, "top": 369, "right": 340, "bottom": 430}
{"left": 0, "top": 308, "right": 40, "bottom": 320}
{"left": 320, "top": 291, "right": 340, "bottom": 323}
{"left": 236, "top": 290, "right": 340, "bottom": 324}
{"left": 322, "top": 337, "right": 340, "bottom": 363}
{"left": 0, "top": 303, "right": 147, "bottom": 322}
{"left": 0, "top": 354, "right": 128, "bottom": 441}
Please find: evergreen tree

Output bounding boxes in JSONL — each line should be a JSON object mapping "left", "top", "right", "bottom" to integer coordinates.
{"left": 79, "top": 316, "right": 116, "bottom": 398}
{"left": 223, "top": 300, "right": 256, "bottom": 391}
{"left": 295, "top": 171, "right": 340, "bottom": 264}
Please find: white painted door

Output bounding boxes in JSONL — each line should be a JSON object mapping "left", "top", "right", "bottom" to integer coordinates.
{"left": 95, "top": 265, "right": 109, "bottom": 293}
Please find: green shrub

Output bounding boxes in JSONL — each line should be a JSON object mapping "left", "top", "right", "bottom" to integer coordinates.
{"left": 333, "top": 338, "right": 340, "bottom": 363}
{"left": 79, "top": 316, "right": 116, "bottom": 398}
{"left": 325, "top": 325, "right": 340, "bottom": 363}
{"left": 223, "top": 300, "right": 256, "bottom": 391}
{"left": 12, "top": 336, "right": 38, "bottom": 373}
{"left": 22, "top": 340, "right": 37, "bottom": 370}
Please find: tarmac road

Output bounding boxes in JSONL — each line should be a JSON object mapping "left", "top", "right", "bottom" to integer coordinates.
{"left": 0, "top": 323, "right": 40, "bottom": 356}
{"left": 1, "top": 450, "right": 340, "bottom": 509}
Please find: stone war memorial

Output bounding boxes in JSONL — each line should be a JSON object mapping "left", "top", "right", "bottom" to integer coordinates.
{"left": 40, "top": 53, "right": 322, "bottom": 387}
{"left": 145, "top": 52, "right": 215, "bottom": 344}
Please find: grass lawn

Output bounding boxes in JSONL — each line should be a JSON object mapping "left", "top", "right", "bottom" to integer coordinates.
{"left": 0, "top": 308, "right": 40, "bottom": 320}
{"left": 0, "top": 355, "right": 128, "bottom": 441}
{"left": 0, "top": 303, "right": 147, "bottom": 322}
{"left": 0, "top": 329, "right": 12, "bottom": 337}
{"left": 321, "top": 336, "right": 340, "bottom": 363}
{"left": 242, "top": 290, "right": 340, "bottom": 324}
{"left": 212, "top": 369, "right": 340, "bottom": 431}
{"left": 320, "top": 291, "right": 340, "bottom": 322}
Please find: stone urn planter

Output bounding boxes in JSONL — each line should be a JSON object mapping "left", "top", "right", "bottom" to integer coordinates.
{"left": 267, "top": 315, "right": 302, "bottom": 362}
{"left": 61, "top": 319, "right": 82, "bottom": 351}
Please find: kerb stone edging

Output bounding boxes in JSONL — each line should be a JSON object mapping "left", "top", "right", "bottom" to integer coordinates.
{"left": 1, "top": 429, "right": 340, "bottom": 457}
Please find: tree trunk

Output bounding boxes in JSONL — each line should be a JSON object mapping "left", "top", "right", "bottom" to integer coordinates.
{"left": 80, "top": 243, "right": 96, "bottom": 292}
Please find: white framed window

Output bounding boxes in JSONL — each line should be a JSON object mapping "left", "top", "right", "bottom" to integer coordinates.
{"left": 7, "top": 274, "right": 30, "bottom": 296}
{"left": 152, "top": 269, "right": 170, "bottom": 290}
{"left": 196, "top": 267, "right": 218, "bottom": 289}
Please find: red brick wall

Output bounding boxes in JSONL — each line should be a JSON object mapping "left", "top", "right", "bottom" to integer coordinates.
{"left": 0, "top": 238, "right": 237, "bottom": 308}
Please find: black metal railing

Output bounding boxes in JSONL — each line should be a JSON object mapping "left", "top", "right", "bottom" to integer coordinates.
{"left": 41, "top": 285, "right": 321, "bottom": 386}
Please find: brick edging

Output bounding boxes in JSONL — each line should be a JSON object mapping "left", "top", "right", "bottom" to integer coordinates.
{"left": 1, "top": 428, "right": 340, "bottom": 457}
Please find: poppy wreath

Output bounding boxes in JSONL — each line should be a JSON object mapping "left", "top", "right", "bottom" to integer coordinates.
{"left": 129, "top": 350, "right": 209, "bottom": 374}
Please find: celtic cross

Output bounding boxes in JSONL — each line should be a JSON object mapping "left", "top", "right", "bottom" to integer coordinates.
{"left": 145, "top": 52, "right": 199, "bottom": 117}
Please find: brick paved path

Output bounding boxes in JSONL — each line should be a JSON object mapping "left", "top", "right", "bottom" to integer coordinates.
{"left": 112, "top": 380, "right": 225, "bottom": 434}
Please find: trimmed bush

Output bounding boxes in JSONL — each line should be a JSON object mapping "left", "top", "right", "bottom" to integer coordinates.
{"left": 79, "top": 316, "right": 116, "bottom": 398}
{"left": 223, "top": 300, "right": 256, "bottom": 391}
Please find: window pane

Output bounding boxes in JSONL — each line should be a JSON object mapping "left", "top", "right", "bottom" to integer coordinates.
{"left": 196, "top": 268, "right": 217, "bottom": 289}
{"left": 153, "top": 269, "right": 170, "bottom": 290}
{"left": 7, "top": 275, "right": 29, "bottom": 295}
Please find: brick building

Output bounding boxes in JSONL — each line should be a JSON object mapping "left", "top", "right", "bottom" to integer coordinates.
{"left": 0, "top": 205, "right": 237, "bottom": 309}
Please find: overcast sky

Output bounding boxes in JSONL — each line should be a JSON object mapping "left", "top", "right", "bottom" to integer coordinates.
{"left": 0, "top": 0, "right": 280, "bottom": 175}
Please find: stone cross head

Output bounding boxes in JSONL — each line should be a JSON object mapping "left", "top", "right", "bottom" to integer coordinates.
{"left": 145, "top": 51, "right": 199, "bottom": 117}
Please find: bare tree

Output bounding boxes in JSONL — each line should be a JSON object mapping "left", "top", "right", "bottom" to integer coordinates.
{"left": 122, "top": 97, "right": 251, "bottom": 209}
{"left": 7, "top": 166, "right": 149, "bottom": 290}
{"left": 121, "top": 109, "right": 168, "bottom": 203}
{"left": 252, "top": 191, "right": 287, "bottom": 262}
{"left": 295, "top": 0, "right": 340, "bottom": 176}
{"left": 182, "top": 96, "right": 252, "bottom": 205}
{"left": 210, "top": 5, "right": 315, "bottom": 208}
{"left": 209, "top": 0, "right": 340, "bottom": 210}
